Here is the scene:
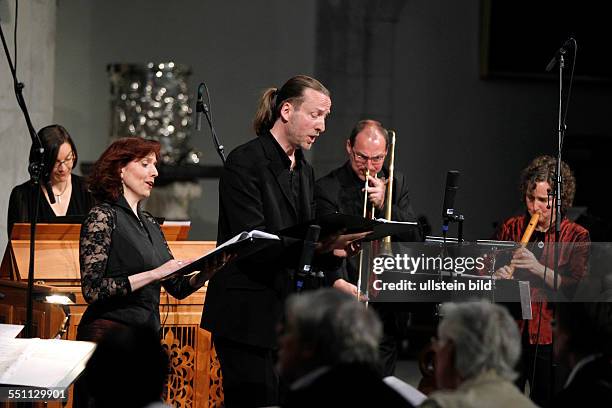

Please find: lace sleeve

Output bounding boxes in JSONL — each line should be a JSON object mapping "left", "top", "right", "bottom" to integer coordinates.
{"left": 80, "top": 205, "right": 131, "bottom": 303}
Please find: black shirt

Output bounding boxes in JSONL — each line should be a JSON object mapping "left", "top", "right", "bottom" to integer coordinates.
{"left": 268, "top": 133, "right": 305, "bottom": 221}
{"left": 7, "top": 174, "right": 94, "bottom": 237}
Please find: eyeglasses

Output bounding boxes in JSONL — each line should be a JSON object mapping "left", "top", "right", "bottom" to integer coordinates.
{"left": 55, "top": 152, "right": 75, "bottom": 168}
{"left": 352, "top": 150, "right": 386, "bottom": 164}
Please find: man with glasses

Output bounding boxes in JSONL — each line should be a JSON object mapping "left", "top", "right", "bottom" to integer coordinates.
{"left": 314, "top": 119, "right": 421, "bottom": 376}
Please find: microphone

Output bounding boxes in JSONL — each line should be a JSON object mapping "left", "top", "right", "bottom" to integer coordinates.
{"left": 28, "top": 145, "right": 55, "bottom": 204}
{"left": 296, "top": 225, "right": 321, "bottom": 293}
{"left": 545, "top": 38, "right": 574, "bottom": 72}
{"left": 442, "top": 170, "right": 460, "bottom": 232}
{"left": 195, "top": 83, "right": 205, "bottom": 131}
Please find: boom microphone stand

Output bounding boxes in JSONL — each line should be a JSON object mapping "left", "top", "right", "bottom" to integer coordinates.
{"left": 544, "top": 37, "right": 577, "bottom": 290}
{"left": 1, "top": 13, "right": 49, "bottom": 338}
{"left": 195, "top": 82, "right": 226, "bottom": 164}
{"left": 541, "top": 36, "right": 577, "bottom": 402}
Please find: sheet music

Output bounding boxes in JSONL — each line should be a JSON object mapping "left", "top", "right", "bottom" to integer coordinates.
{"left": 374, "top": 218, "right": 418, "bottom": 225}
{"left": 163, "top": 230, "right": 281, "bottom": 280}
{"left": 215, "top": 230, "right": 279, "bottom": 252}
{"left": 0, "top": 338, "right": 96, "bottom": 387}
{"left": 162, "top": 220, "right": 191, "bottom": 226}
{"left": 383, "top": 376, "right": 426, "bottom": 405}
{"left": 0, "top": 324, "right": 24, "bottom": 338}
{"left": 0, "top": 338, "right": 29, "bottom": 379}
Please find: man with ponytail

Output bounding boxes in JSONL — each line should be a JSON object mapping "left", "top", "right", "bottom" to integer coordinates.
{"left": 201, "top": 75, "right": 367, "bottom": 406}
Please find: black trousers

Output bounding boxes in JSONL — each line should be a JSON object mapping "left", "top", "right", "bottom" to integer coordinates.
{"left": 213, "top": 335, "right": 282, "bottom": 408}
{"left": 372, "top": 304, "right": 411, "bottom": 377}
{"left": 516, "top": 331, "right": 553, "bottom": 408}
{"left": 73, "top": 319, "right": 130, "bottom": 408}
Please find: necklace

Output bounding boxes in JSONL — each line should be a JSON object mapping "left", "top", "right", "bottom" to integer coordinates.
{"left": 53, "top": 181, "right": 69, "bottom": 204}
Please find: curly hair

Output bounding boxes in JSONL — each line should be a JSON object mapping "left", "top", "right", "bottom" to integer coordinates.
{"left": 88, "top": 137, "right": 161, "bottom": 202}
{"left": 519, "top": 155, "right": 576, "bottom": 213}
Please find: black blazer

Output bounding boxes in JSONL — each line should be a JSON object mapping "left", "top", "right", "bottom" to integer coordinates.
{"left": 202, "top": 132, "right": 315, "bottom": 348}
{"left": 284, "top": 363, "right": 415, "bottom": 408}
{"left": 552, "top": 356, "right": 612, "bottom": 407}
{"left": 315, "top": 162, "right": 422, "bottom": 283}
{"left": 315, "top": 162, "right": 420, "bottom": 241}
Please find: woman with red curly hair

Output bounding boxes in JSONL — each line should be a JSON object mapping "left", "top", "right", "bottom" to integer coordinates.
{"left": 76, "top": 137, "right": 225, "bottom": 342}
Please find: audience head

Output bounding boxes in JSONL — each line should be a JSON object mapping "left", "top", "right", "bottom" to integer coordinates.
{"left": 88, "top": 137, "right": 161, "bottom": 202}
{"left": 84, "top": 326, "right": 170, "bottom": 408}
{"left": 346, "top": 119, "right": 389, "bottom": 181}
{"left": 433, "top": 301, "right": 521, "bottom": 390}
{"left": 554, "top": 302, "right": 612, "bottom": 366}
{"left": 253, "top": 75, "right": 331, "bottom": 150}
{"left": 277, "top": 288, "right": 382, "bottom": 383}
{"left": 29, "top": 124, "right": 78, "bottom": 184}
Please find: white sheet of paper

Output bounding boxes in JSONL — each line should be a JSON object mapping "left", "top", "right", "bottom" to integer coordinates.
{"left": 0, "top": 338, "right": 96, "bottom": 387}
{"left": 0, "top": 324, "right": 24, "bottom": 338}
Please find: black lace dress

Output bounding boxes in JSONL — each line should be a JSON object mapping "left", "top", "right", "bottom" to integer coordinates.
{"left": 77, "top": 196, "right": 196, "bottom": 341}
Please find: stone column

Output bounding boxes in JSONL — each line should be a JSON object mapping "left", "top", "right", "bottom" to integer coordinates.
{"left": 0, "top": 0, "right": 56, "bottom": 250}
{"left": 314, "top": 0, "right": 406, "bottom": 175}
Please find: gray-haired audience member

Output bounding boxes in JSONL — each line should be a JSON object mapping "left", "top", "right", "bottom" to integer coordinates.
{"left": 278, "top": 288, "right": 414, "bottom": 407}
{"left": 420, "top": 301, "right": 538, "bottom": 408}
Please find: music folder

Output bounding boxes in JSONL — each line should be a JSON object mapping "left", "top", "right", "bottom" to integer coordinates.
{"left": 163, "top": 230, "right": 281, "bottom": 280}
{"left": 362, "top": 218, "right": 419, "bottom": 242}
{"left": 279, "top": 212, "right": 418, "bottom": 242}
